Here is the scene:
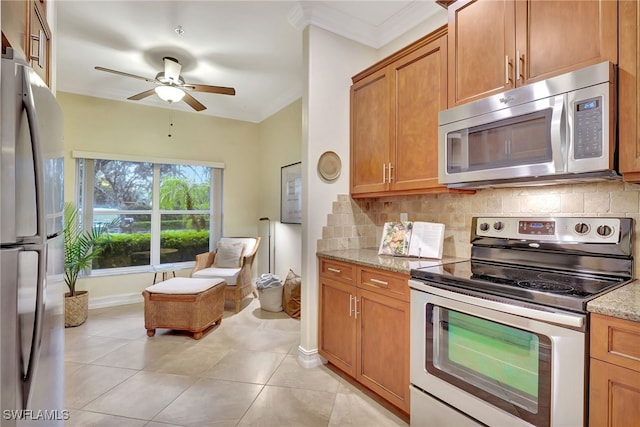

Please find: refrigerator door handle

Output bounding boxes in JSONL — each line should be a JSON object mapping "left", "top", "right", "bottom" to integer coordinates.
{"left": 20, "top": 65, "right": 46, "bottom": 245}
{"left": 21, "top": 244, "right": 46, "bottom": 408}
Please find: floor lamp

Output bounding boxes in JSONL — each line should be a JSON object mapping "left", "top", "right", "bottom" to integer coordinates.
{"left": 259, "top": 217, "right": 271, "bottom": 273}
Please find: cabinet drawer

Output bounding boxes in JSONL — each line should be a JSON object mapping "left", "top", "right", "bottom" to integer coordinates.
{"left": 319, "top": 258, "right": 355, "bottom": 283}
{"left": 358, "top": 267, "right": 409, "bottom": 301}
{"left": 591, "top": 313, "right": 640, "bottom": 372}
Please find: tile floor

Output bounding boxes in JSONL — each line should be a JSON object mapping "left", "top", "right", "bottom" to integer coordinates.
{"left": 64, "top": 297, "right": 409, "bottom": 426}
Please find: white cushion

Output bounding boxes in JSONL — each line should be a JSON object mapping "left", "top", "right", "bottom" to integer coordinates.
{"left": 219, "top": 237, "right": 257, "bottom": 255}
{"left": 213, "top": 241, "right": 245, "bottom": 268}
{"left": 192, "top": 267, "right": 240, "bottom": 286}
{"left": 145, "top": 277, "right": 225, "bottom": 294}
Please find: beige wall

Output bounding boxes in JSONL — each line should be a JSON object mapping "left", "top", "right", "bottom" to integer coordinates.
{"left": 256, "top": 99, "right": 303, "bottom": 277}
{"left": 58, "top": 92, "right": 301, "bottom": 304}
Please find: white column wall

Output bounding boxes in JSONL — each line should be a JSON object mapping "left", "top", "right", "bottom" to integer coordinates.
{"left": 299, "top": 25, "right": 375, "bottom": 364}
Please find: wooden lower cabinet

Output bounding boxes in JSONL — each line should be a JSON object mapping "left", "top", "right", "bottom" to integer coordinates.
{"left": 589, "top": 313, "right": 640, "bottom": 426}
{"left": 318, "top": 276, "right": 357, "bottom": 376}
{"left": 357, "top": 288, "right": 410, "bottom": 411}
{"left": 318, "top": 258, "right": 410, "bottom": 413}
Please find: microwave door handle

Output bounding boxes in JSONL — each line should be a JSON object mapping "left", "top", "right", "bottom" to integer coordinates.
{"left": 550, "top": 95, "right": 567, "bottom": 172}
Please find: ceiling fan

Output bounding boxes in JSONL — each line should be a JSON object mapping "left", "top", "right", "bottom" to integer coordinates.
{"left": 94, "top": 56, "right": 235, "bottom": 112}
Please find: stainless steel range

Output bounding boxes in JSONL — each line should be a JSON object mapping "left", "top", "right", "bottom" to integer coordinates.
{"left": 409, "top": 216, "right": 634, "bottom": 427}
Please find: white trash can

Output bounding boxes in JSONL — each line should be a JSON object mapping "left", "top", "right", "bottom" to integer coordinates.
{"left": 258, "top": 285, "right": 283, "bottom": 312}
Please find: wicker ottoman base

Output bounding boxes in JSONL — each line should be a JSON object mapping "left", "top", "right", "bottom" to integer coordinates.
{"left": 142, "top": 278, "right": 226, "bottom": 340}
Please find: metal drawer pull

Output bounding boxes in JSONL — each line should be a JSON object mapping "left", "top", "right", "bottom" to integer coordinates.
{"left": 327, "top": 267, "right": 341, "bottom": 274}
{"left": 370, "top": 278, "right": 389, "bottom": 286}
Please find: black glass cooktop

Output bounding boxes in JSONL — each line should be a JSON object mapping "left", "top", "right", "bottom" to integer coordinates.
{"left": 411, "top": 260, "right": 628, "bottom": 312}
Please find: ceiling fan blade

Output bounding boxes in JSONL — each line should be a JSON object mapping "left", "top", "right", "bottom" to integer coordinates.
{"left": 95, "top": 66, "right": 155, "bottom": 83}
{"left": 127, "top": 88, "right": 157, "bottom": 101}
{"left": 184, "top": 83, "right": 236, "bottom": 96}
{"left": 163, "top": 57, "right": 182, "bottom": 84}
{"left": 182, "top": 92, "right": 207, "bottom": 111}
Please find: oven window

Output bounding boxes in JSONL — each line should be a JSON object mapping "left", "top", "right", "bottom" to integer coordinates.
{"left": 426, "top": 305, "right": 551, "bottom": 425}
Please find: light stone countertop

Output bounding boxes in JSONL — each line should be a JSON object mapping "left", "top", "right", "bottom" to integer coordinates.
{"left": 316, "top": 248, "right": 465, "bottom": 276}
{"left": 318, "top": 248, "right": 640, "bottom": 323}
{"left": 587, "top": 280, "right": 640, "bottom": 323}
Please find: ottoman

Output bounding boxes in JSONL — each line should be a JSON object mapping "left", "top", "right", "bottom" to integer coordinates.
{"left": 142, "top": 277, "right": 226, "bottom": 340}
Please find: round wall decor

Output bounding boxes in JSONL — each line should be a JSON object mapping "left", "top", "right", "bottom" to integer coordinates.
{"left": 317, "top": 151, "right": 341, "bottom": 181}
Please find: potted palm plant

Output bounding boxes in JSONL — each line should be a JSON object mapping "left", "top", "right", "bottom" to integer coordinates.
{"left": 64, "top": 202, "right": 118, "bottom": 327}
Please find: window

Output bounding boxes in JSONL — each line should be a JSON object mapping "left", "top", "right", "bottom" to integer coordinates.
{"left": 74, "top": 153, "right": 223, "bottom": 274}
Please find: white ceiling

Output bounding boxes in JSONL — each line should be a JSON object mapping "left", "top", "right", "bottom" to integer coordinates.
{"left": 56, "top": 1, "right": 442, "bottom": 123}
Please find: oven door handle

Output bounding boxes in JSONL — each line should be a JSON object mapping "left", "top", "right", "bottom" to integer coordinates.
{"left": 409, "top": 280, "right": 585, "bottom": 329}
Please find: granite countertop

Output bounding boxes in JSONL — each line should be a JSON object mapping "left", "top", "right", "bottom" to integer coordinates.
{"left": 587, "top": 280, "right": 640, "bottom": 323}
{"left": 316, "top": 248, "right": 465, "bottom": 275}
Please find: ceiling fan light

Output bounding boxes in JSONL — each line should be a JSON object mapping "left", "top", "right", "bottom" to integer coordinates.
{"left": 155, "top": 85, "right": 185, "bottom": 103}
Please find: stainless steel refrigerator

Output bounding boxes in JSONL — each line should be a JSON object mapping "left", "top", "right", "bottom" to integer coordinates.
{"left": 1, "top": 48, "right": 65, "bottom": 425}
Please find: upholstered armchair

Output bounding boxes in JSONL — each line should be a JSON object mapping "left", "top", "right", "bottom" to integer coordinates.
{"left": 191, "top": 237, "right": 261, "bottom": 313}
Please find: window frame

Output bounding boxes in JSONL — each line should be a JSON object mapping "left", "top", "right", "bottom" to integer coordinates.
{"left": 72, "top": 151, "right": 224, "bottom": 277}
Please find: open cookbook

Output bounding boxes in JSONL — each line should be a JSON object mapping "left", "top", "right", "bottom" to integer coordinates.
{"left": 378, "top": 221, "right": 445, "bottom": 259}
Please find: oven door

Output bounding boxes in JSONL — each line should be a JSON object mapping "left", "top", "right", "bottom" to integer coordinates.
{"left": 410, "top": 281, "right": 586, "bottom": 427}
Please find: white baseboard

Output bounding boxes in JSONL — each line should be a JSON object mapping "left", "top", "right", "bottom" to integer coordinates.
{"left": 297, "top": 345, "right": 326, "bottom": 368}
{"left": 89, "top": 292, "right": 144, "bottom": 310}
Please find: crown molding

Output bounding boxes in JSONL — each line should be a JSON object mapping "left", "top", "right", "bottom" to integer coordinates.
{"left": 288, "top": 1, "right": 442, "bottom": 48}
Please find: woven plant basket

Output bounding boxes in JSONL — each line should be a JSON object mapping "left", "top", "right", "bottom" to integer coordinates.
{"left": 65, "top": 291, "right": 89, "bottom": 327}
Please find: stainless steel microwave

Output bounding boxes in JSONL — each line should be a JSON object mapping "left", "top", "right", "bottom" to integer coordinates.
{"left": 438, "top": 62, "right": 618, "bottom": 189}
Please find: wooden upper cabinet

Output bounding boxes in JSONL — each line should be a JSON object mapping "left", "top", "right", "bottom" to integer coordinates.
{"left": 619, "top": 0, "right": 640, "bottom": 182}
{"left": 393, "top": 35, "right": 448, "bottom": 192}
{"left": 350, "top": 27, "right": 450, "bottom": 198}
{"left": 448, "top": 0, "right": 515, "bottom": 106}
{"left": 350, "top": 69, "right": 392, "bottom": 195}
{"left": 29, "top": 0, "right": 51, "bottom": 85}
{"left": 2, "top": 0, "right": 29, "bottom": 56}
{"left": 448, "top": 0, "right": 618, "bottom": 107}
{"left": 1, "top": 0, "right": 51, "bottom": 86}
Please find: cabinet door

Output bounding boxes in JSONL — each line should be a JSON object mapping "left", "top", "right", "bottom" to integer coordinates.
{"left": 619, "top": 0, "right": 640, "bottom": 181}
{"left": 517, "top": 0, "right": 617, "bottom": 85}
{"left": 356, "top": 288, "right": 410, "bottom": 412}
{"left": 28, "top": 0, "right": 51, "bottom": 85}
{"left": 392, "top": 35, "right": 448, "bottom": 193}
{"left": 350, "top": 69, "right": 392, "bottom": 195}
{"left": 589, "top": 358, "right": 640, "bottom": 427}
{"left": 448, "top": 0, "right": 516, "bottom": 106}
{"left": 1, "top": 0, "right": 29, "bottom": 57}
{"left": 318, "top": 277, "right": 356, "bottom": 376}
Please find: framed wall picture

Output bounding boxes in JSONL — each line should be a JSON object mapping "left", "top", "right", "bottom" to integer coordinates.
{"left": 281, "top": 162, "right": 302, "bottom": 224}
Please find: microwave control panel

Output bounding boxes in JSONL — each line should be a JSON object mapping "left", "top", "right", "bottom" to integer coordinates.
{"left": 574, "top": 96, "right": 603, "bottom": 159}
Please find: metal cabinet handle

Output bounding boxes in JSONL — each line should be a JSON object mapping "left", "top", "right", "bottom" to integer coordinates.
{"left": 354, "top": 298, "right": 360, "bottom": 319}
{"left": 349, "top": 294, "right": 355, "bottom": 317}
{"left": 505, "top": 55, "right": 510, "bottom": 85}
{"left": 387, "top": 163, "right": 393, "bottom": 182}
{"left": 370, "top": 278, "right": 389, "bottom": 286}
{"left": 516, "top": 50, "right": 522, "bottom": 83}
{"left": 327, "top": 267, "right": 341, "bottom": 274}
{"left": 30, "top": 30, "right": 45, "bottom": 69}
{"left": 382, "top": 163, "right": 387, "bottom": 183}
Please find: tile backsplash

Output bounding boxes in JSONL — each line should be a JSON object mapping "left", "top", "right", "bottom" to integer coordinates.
{"left": 318, "top": 181, "right": 640, "bottom": 273}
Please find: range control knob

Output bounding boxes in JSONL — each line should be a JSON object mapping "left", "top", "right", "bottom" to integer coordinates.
{"left": 597, "top": 225, "right": 613, "bottom": 237}
{"left": 493, "top": 221, "right": 505, "bottom": 231}
{"left": 479, "top": 222, "right": 490, "bottom": 232}
{"left": 574, "top": 223, "right": 590, "bottom": 235}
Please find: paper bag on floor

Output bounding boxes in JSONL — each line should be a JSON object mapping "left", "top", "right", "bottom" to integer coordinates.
{"left": 283, "top": 269, "right": 301, "bottom": 319}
